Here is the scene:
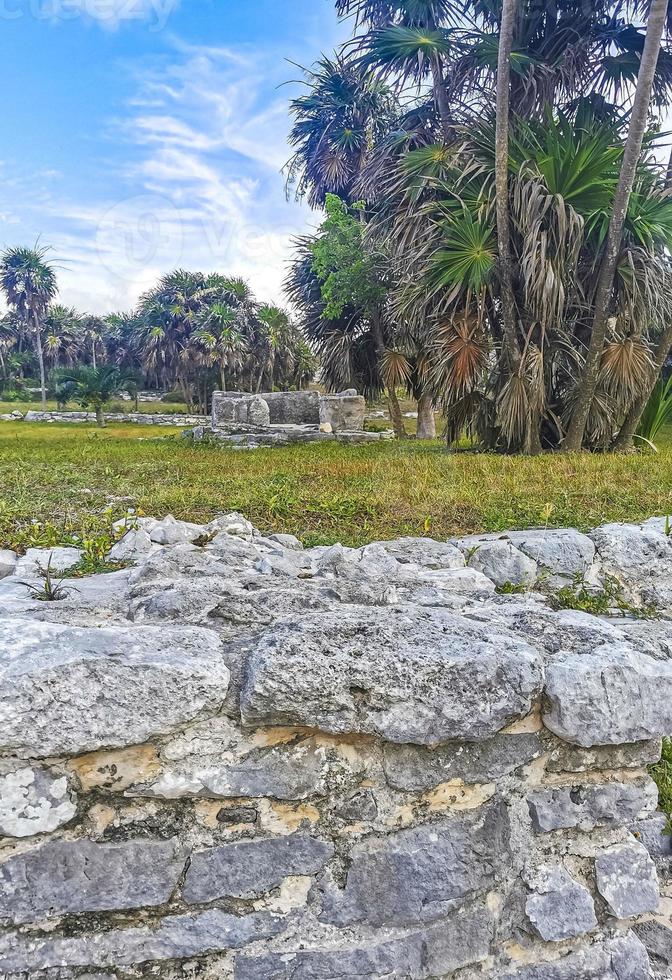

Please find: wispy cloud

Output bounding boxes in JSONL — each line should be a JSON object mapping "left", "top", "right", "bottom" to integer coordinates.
{"left": 0, "top": 35, "right": 321, "bottom": 312}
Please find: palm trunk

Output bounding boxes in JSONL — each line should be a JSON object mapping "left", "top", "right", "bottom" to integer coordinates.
{"left": 495, "top": 0, "right": 521, "bottom": 380}
{"left": 95, "top": 405, "right": 106, "bottom": 429}
{"left": 430, "top": 53, "right": 452, "bottom": 143}
{"left": 92, "top": 344, "right": 97, "bottom": 370}
{"left": 613, "top": 324, "right": 672, "bottom": 451}
{"left": 370, "top": 308, "right": 406, "bottom": 439}
{"left": 416, "top": 392, "right": 437, "bottom": 440}
{"left": 564, "top": 0, "right": 667, "bottom": 452}
{"left": 32, "top": 312, "right": 47, "bottom": 410}
{"left": 220, "top": 366, "right": 227, "bottom": 392}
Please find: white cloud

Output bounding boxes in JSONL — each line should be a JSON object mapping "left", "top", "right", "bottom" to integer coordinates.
{"left": 0, "top": 34, "right": 328, "bottom": 312}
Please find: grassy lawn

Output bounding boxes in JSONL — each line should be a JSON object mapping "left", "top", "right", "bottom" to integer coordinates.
{"left": 1, "top": 420, "right": 672, "bottom": 550}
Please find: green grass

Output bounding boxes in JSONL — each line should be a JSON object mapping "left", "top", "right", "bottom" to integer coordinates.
{"left": 650, "top": 738, "right": 672, "bottom": 830}
{"left": 1, "top": 420, "right": 672, "bottom": 551}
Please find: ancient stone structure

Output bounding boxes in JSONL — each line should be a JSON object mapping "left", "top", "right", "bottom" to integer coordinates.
{"left": 4, "top": 410, "right": 208, "bottom": 426}
{"left": 0, "top": 514, "right": 670, "bottom": 977}
{"left": 196, "top": 389, "right": 385, "bottom": 446}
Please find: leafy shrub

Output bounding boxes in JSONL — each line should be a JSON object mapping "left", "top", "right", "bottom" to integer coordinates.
{"left": 638, "top": 375, "right": 672, "bottom": 444}
{"left": 161, "top": 390, "right": 187, "bottom": 404}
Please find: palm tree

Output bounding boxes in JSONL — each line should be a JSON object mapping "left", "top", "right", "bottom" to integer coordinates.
{"left": 194, "top": 302, "right": 248, "bottom": 392}
{"left": 0, "top": 246, "right": 57, "bottom": 409}
{"left": 54, "top": 365, "right": 134, "bottom": 428}
{"left": 286, "top": 53, "right": 396, "bottom": 207}
{"left": 44, "top": 305, "right": 82, "bottom": 370}
{"left": 564, "top": 0, "right": 670, "bottom": 451}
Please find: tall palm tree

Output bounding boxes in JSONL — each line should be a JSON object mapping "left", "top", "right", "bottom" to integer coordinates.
{"left": 44, "top": 305, "right": 81, "bottom": 370}
{"left": 0, "top": 246, "right": 58, "bottom": 409}
{"left": 564, "top": 0, "right": 670, "bottom": 451}
{"left": 194, "top": 302, "right": 248, "bottom": 392}
{"left": 286, "top": 53, "right": 396, "bottom": 206}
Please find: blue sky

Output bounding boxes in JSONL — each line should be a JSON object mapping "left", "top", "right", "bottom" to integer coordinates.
{"left": 0, "top": 1, "right": 346, "bottom": 312}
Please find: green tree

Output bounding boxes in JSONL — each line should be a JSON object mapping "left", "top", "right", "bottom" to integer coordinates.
{"left": 55, "top": 366, "right": 134, "bottom": 428}
{"left": 0, "top": 246, "right": 58, "bottom": 409}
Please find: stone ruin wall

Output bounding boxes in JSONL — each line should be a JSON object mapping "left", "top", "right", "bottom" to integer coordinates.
{"left": 0, "top": 513, "right": 671, "bottom": 978}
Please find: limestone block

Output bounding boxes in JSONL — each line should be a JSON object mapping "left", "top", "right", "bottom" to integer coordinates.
{"left": 0, "top": 766, "right": 76, "bottom": 838}
{"left": 319, "top": 392, "right": 366, "bottom": 432}
{"left": 527, "top": 780, "right": 658, "bottom": 833}
{"left": 183, "top": 834, "right": 333, "bottom": 903}
{"left": 0, "top": 839, "right": 185, "bottom": 923}
{"left": 319, "top": 801, "right": 510, "bottom": 927}
{"left": 595, "top": 839, "right": 660, "bottom": 918}
{"left": 240, "top": 607, "right": 544, "bottom": 744}
{"left": 525, "top": 866, "right": 597, "bottom": 941}
{"left": 0, "top": 910, "right": 286, "bottom": 972}
{"left": 0, "top": 617, "right": 230, "bottom": 757}
{"left": 543, "top": 643, "right": 672, "bottom": 746}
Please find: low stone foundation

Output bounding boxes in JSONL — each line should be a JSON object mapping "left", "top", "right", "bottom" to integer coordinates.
{"left": 0, "top": 514, "right": 670, "bottom": 977}
{"left": 4, "top": 410, "right": 207, "bottom": 426}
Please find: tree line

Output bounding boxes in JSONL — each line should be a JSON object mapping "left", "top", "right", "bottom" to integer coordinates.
{"left": 0, "top": 249, "right": 317, "bottom": 413}
{"left": 286, "top": 0, "right": 672, "bottom": 451}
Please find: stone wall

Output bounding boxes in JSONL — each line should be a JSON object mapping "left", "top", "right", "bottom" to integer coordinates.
{"left": 4, "top": 411, "right": 207, "bottom": 426}
{"left": 0, "top": 514, "right": 670, "bottom": 978}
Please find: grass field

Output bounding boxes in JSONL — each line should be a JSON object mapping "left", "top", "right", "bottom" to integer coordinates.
{"left": 1, "top": 420, "right": 672, "bottom": 551}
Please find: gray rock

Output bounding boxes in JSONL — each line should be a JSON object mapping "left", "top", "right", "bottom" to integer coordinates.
{"left": 635, "top": 921, "right": 672, "bottom": 967}
{"left": 506, "top": 529, "right": 596, "bottom": 584}
{"left": 319, "top": 392, "right": 366, "bottom": 432}
{"left": 546, "top": 739, "right": 662, "bottom": 774}
{"left": 0, "top": 839, "right": 184, "bottom": 923}
{"left": 0, "top": 766, "right": 76, "bottom": 838}
{"left": 525, "top": 866, "right": 597, "bottom": 941}
{"left": 107, "top": 528, "right": 155, "bottom": 561}
{"left": 183, "top": 834, "right": 333, "bottom": 903}
{"left": 631, "top": 814, "right": 672, "bottom": 858}
{"left": 320, "top": 801, "right": 510, "bottom": 927}
{"left": 383, "top": 733, "right": 544, "bottom": 791}
{"left": 495, "top": 933, "right": 650, "bottom": 979}
{"left": 235, "top": 908, "right": 493, "bottom": 979}
{"left": 543, "top": 643, "right": 672, "bottom": 746}
{"left": 376, "top": 537, "right": 465, "bottom": 570}
{"left": 0, "top": 617, "right": 230, "bottom": 757}
{"left": 234, "top": 936, "right": 423, "bottom": 979}
{"left": 149, "top": 514, "right": 206, "bottom": 545}
{"left": 0, "top": 909, "right": 286, "bottom": 971}
{"left": 241, "top": 607, "right": 544, "bottom": 745}
{"left": 454, "top": 538, "right": 538, "bottom": 587}
{"left": 0, "top": 549, "right": 17, "bottom": 579}
{"left": 204, "top": 512, "right": 258, "bottom": 540}
{"left": 591, "top": 521, "right": 672, "bottom": 607}
{"left": 15, "top": 546, "right": 82, "bottom": 577}
{"left": 269, "top": 533, "right": 303, "bottom": 551}
{"left": 262, "top": 390, "right": 320, "bottom": 425}
{"left": 528, "top": 781, "right": 658, "bottom": 833}
{"left": 248, "top": 395, "right": 271, "bottom": 428}
{"left": 137, "top": 726, "right": 329, "bottom": 801}
{"left": 595, "top": 839, "right": 660, "bottom": 918}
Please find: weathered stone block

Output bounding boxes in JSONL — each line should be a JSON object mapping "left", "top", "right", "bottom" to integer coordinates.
{"left": 0, "top": 839, "right": 184, "bottom": 923}
{"left": 506, "top": 529, "right": 596, "bottom": 584}
{"left": 525, "top": 866, "right": 597, "bottom": 941}
{"left": 631, "top": 813, "right": 672, "bottom": 858}
{"left": 234, "top": 937, "right": 424, "bottom": 979}
{"left": 319, "top": 392, "right": 366, "bottom": 432}
{"left": 635, "top": 920, "right": 672, "bottom": 967}
{"left": 543, "top": 643, "right": 672, "bottom": 746}
{"left": 454, "top": 537, "right": 538, "bottom": 586}
{"left": 241, "top": 607, "right": 544, "bottom": 744}
{"left": 320, "top": 801, "right": 510, "bottom": 927}
{"left": 0, "top": 618, "right": 229, "bottom": 757}
{"left": 595, "top": 840, "right": 660, "bottom": 918}
{"left": 376, "top": 536, "right": 465, "bottom": 570}
{"left": 495, "top": 933, "right": 650, "bottom": 978}
{"left": 383, "top": 733, "right": 543, "bottom": 791}
{"left": 262, "top": 390, "right": 320, "bottom": 425}
{"left": 527, "top": 780, "right": 657, "bottom": 833}
{"left": 0, "top": 910, "right": 286, "bottom": 971}
{"left": 0, "top": 766, "right": 76, "bottom": 838}
{"left": 212, "top": 392, "right": 271, "bottom": 429}
{"left": 183, "top": 834, "right": 333, "bottom": 903}
{"left": 546, "top": 739, "right": 662, "bottom": 774}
